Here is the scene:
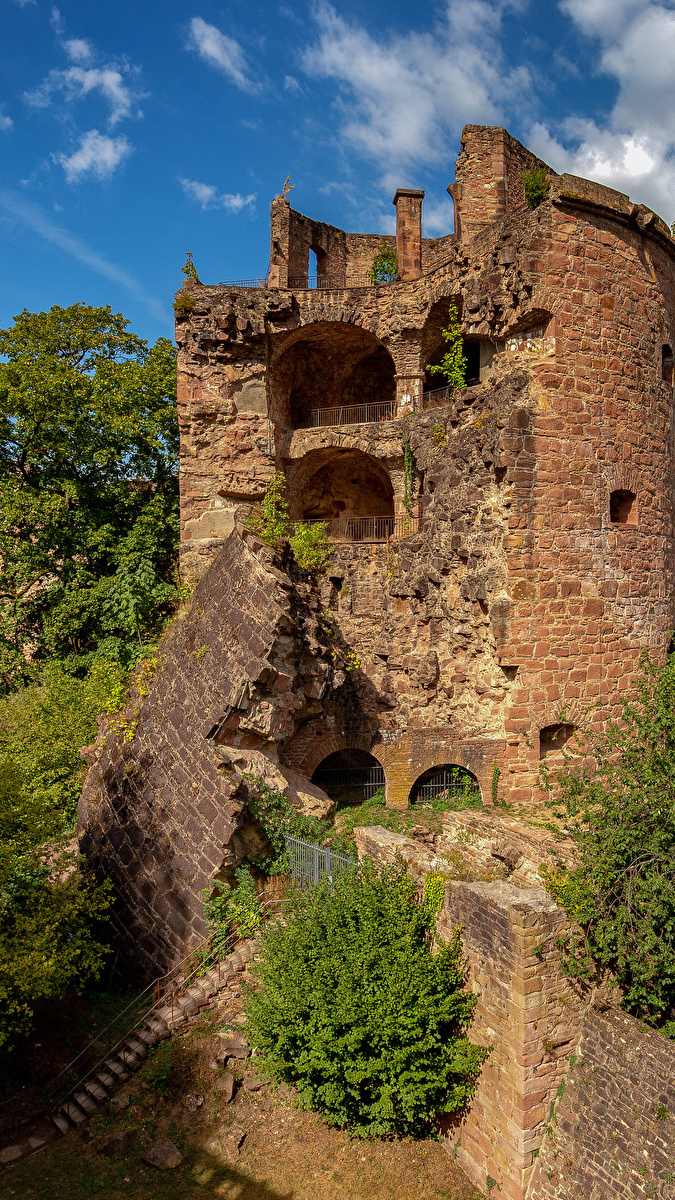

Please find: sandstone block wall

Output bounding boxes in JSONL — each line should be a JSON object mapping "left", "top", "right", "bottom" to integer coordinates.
{"left": 528, "top": 1009, "right": 675, "bottom": 1199}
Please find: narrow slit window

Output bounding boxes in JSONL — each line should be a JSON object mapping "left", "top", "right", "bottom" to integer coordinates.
{"left": 610, "top": 489, "right": 637, "bottom": 526}
{"left": 662, "top": 344, "right": 674, "bottom": 385}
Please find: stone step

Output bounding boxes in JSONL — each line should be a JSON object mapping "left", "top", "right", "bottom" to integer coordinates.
{"left": 135, "top": 1027, "right": 158, "bottom": 1048}
{"left": 95, "top": 1070, "right": 117, "bottom": 1090}
{"left": 145, "top": 1017, "right": 170, "bottom": 1038}
{"left": 125, "top": 1037, "right": 148, "bottom": 1058}
{"left": 73, "top": 1091, "right": 97, "bottom": 1114}
{"left": 62, "top": 1100, "right": 88, "bottom": 1125}
{"left": 117, "top": 1048, "right": 140, "bottom": 1068}
{"left": 105, "top": 1059, "right": 130, "bottom": 1080}
{"left": 52, "top": 1113, "right": 72, "bottom": 1136}
{"left": 84, "top": 1079, "right": 108, "bottom": 1102}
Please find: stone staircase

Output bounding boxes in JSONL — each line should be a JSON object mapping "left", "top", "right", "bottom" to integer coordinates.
{"left": 0, "top": 937, "right": 258, "bottom": 1166}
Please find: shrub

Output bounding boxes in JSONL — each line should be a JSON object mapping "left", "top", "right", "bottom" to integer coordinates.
{"left": 203, "top": 864, "right": 262, "bottom": 942}
{"left": 542, "top": 649, "right": 675, "bottom": 1021}
{"left": 367, "top": 239, "right": 398, "bottom": 284}
{"left": 244, "top": 861, "right": 485, "bottom": 1137}
{"left": 248, "top": 472, "right": 290, "bottom": 546}
{"left": 145, "top": 1039, "right": 174, "bottom": 1096}
{"left": 173, "top": 292, "right": 195, "bottom": 313}
{"left": 243, "top": 775, "right": 327, "bottom": 873}
{"left": 522, "top": 167, "right": 550, "bottom": 210}
{"left": 290, "top": 522, "right": 333, "bottom": 573}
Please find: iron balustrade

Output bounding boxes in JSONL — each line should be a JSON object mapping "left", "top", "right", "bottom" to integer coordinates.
{"left": 216, "top": 275, "right": 383, "bottom": 290}
{"left": 312, "top": 765, "right": 385, "bottom": 800}
{"left": 285, "top": 835, "right": 356, "bottom": 887}
{"left": 302, "top": 514, "right": 421, "bottom": 542}
{"left": 415, "top": 381, "right": 481, "bottom": 412}
{"left": 310, "top": 400, "right": 394, "bottom": 427}
{"left": 411, "top": 765, "right": 481, "bottom": 805}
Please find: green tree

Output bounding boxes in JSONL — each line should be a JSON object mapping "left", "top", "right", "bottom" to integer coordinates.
{"left": 543, "top": 649, "right": 675, "bottom": 1021}
{"left": 426, "top": 303, "right": 467, "bottom": 391}
{"left": 0, "top": 303, "right": 179, "bottom": 685}
{"left": 244, "top": 861, "right": 485, "bottom": 1137}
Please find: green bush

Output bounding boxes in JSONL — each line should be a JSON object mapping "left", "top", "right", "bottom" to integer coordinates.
{"left": 203, "top": 864, "right": 262, "bottom": 941}
{"left": 243, "top": 774, "right": 327, "bottom": 873}
{"left": 542, "top": 649, "right": 675, "bottom": 1021}
{"left": 367, "top": 239, "right": 398, "bottom": 284}
{"left": 290, "top": 522, "right": 333, "bottom": 572}
{"left": 522, "top": 167, "right": 550, "bottom": 210}
{"left": 244, "top": 861, "right": 485, "bottom": 1137}
{"left": 145, "top": 1039, "right": 174, "bottom": 1095}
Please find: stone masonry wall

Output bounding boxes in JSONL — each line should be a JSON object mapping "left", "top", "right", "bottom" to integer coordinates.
{"left": 176, "top": 151, "right": 675, "bottom": 805}
{"left": 528, "top": 1008, "right": 675, "bottom": 1199}
{"left": 79, "top": 525, "right": 349, "bottom": 980}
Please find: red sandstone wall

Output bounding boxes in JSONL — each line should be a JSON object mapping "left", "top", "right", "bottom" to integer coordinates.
{"left": 176, "top": 127, "right": 675, "bottom": 807}
{"left": 452, "top": 125, "right": 555, "bottom": 244}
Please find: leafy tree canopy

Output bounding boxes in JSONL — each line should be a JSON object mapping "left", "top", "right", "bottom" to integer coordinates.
{"left": 0, "top": 303, "right": 179, "bottom": 685}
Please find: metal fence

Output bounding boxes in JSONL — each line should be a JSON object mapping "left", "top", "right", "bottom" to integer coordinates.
{"left": 413, "top": 382, "right": 480, "bottom": 413}
{"left": 287, "top": 274, "right": 375, "bottom": 290}
{"left": 411, "top": 765, "right": 481, "bottom": 805}
{"left": 310, "top": 400, "right": 394, "bottom": 427}
{"left": 285, "top": 835, "right": 356, "bottom": 887}
{"left": 311, "top": 765, "right": 385, "bottom": 800}
{"left": 303, "top": 514, "right": 421, "bottom": 543}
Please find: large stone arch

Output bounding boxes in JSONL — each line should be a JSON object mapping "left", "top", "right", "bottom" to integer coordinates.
{"left": 285, "top": 446, "right": 396, "bottom": 523}
{"left": 267, "top": 321, "right": 395, "bottom": 433}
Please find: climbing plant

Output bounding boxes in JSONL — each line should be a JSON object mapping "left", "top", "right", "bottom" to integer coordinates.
{"left": 403, "top": 434, "right": 416, "bottom": 519}
{"left": 244, "top": 859, "right": 486, "bottom": 1137}
{"left": 426, "top": 303, "right": 467, "bottom": 391}
{"left": 367, "top": 239, "right": 398, "bottom": 284}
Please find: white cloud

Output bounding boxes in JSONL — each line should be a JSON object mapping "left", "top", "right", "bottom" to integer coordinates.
{"left": 180, "top": 177, "right": 256, "bottom": 212}
{"left": 58, "top": 130, "right": 132, "bottom": 182}
{"left": 25, "top": 64, "right": 141, "bottom": 127}
{"left": 11, "top": 0, "right": 37, "bottom": 6}
{"left": 0, "top": 189, "right": 169, "bottom": 324}
{"left": 284, "top": 75, "right": 302, "bottom": 92}
{"left": 302, "top": 1, "right": 533, "bottom": 188}
{"left": 0, "top": 112, "right": 13, "bottom": 132}
{"left": 529, "top": 1, "right": 675, "bottom": 222}
{"left": 186, "top": 17, "right": 257, "bottom": 91}
{"left": 64, "top": 38, "right": 94, "bottom": 65}
{"left": 422, "top": 198, "right": 456, "bottom": 235}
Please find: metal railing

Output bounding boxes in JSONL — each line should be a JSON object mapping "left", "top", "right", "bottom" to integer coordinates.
{"left": 47, "top": 895, "right": 286, "bottom": 1112}
{"left": 287, "top": 274, "right": 375, "bottom": 290}
{"left": 310, "top": 400, "right": 394, "bottom": 427}
{"left": 217, "top": 278, "right": 270, "bottom": 288}
{"left": 414, "top": 381, "right": 480, "bottom": 413}
{"left": 312, "top": 765, "right": 385, "bottom": 800}
{"left": 303, "top": 514, "right": 421, "bottom": 543}
{"left": 285, "top": 835, "right": 356, "bottom": 887}
{"left": 411, "top": 766, "right": 481, "bottom": 805}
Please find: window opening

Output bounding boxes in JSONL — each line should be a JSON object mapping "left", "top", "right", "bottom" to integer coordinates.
{"left": 662, "top": 344, "right": 674, "bottom": 385}
{"left": 539, "top": 723, "right": 575, "bottom": 760}
{"left": 312, "top": 749, "right": 384, "bottom": 805}
{"left": 409, "top": 764, "right": 481, "bottom": 805}
{"left": 609, "top": 489, "right": 637, "bottom": 525}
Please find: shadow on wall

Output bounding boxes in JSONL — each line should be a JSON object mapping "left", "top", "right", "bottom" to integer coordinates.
{"left": 269, "top": 321, "right": 395, "bottom": 430}
{"left": 288, "top": 447, "right": 395, "bottom": 524}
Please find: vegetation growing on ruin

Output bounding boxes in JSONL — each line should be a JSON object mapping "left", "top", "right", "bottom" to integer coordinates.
{"left": 426, "top": 303, "right": 467, "bottom": 391}
{"left": 542, "top": 649, "right": 675, "bottom": 1023}
{"left": 248, "top": 472, "right": 333, "bottom": 572}
{"left": 244, "top": 860, "right": 486, "bottom": 1137}
{"left": 403, "top": 433, "right": 416, "bottom": 518}
{"left": 522, "top": 167, "right": 550, "bottom": 209}
{"left": 181, "top": 250, "right": 199, "bottom": 280}
{"left": 367, "top": 239, "right": 398, "bottom": 284}
{"left": 203, "top": 865, "right": 262, "bottom": 941}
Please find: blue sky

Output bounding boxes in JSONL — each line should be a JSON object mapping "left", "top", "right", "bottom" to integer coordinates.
{"left": 2, "top": 0, "right": 675, "bottom": 345}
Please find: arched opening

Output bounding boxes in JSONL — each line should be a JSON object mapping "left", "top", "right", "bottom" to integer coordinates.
{"left": 312, "top": 749, "right": 384, "bottom": 806}
{"left": 539, "top": 723, "right": 575, "bottom": 760}
{"left": 409, "top": 764, "right": 481, "bottom": 806}
{"left": 662, "top": 344, "right": 674, "bottom": 385}
{"left": 610, "top": 489, "right": 637, "bottom": 526}
{"left": 295, "top": 447, "right": 395, "bottom": 539}
{"left": 270, "top": 323, "right": 396, "bottom": 430}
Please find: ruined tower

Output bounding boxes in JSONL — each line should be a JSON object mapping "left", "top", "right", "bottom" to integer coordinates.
{"left": 81, "top": 125, "right": 675, "bottom": 976}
